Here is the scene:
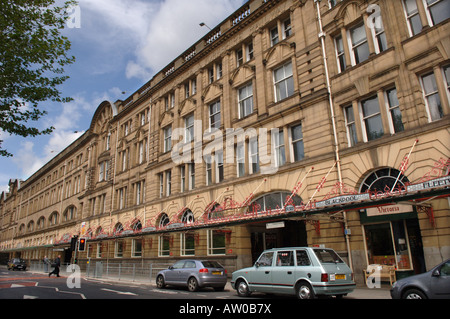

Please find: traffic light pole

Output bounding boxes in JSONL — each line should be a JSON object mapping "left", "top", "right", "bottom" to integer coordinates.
{"left": 71, "top": 240, "right": 78, "bottom": 267}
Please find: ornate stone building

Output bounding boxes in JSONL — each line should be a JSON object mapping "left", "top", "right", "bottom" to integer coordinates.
{"left": 1, "top": 0, "right": 449, "bottom": 284}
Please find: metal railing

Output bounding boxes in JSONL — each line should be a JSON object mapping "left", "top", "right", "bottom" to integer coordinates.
{"left": 29, "top": 260, "right": 172, "bottom": 283}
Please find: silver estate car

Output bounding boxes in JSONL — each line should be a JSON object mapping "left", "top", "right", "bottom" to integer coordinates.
{"left": 156, "top": 260, "right": 227, "bottom": 292}
{"left": 231, "top": 247, "right": 355, "bottom": 299}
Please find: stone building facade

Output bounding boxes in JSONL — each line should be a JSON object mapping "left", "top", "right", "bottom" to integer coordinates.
{"left": 1, "top": 0, "right": 449, "bottom": 284}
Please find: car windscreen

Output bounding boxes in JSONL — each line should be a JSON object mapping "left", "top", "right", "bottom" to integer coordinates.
{"left": 313, "top": 249, "right": 344, "bottom": 264}
{"left": 201, "top": 261, "right": 223, "bottom": 268}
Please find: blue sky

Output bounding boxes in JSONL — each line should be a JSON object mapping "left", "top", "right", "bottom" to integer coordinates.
{"left": 0, "top": 0, "right": 246, "bottom": 193}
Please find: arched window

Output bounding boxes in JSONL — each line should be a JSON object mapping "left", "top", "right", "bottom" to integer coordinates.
{"left": 48, "top": 212, "right": 59, "bottom": 226}
{"left": 132, "top": 220, "right": 142, "bottom": 232}
{"left": 181, "top": 209, "right": 195, "bottom": 224}
{"left": 27, "top": 221, "right": 35, "bottom": 232}
{"left": 251, "top": 191, "right": 302, "bottom": 212}
{"left": 95, "top": 226, "right": 103, "bottom": 237}
{"left": 207, "top": 203, "right": 223, "bottom": 220}
{"left": 63, "top": 206, "right": 76, "bottom": 222}
{"left": 157, "top": 213, "right": 170, "bottom": 228}
{"left": 114, "top": 222, "right": 124, "bottom": 235}
{"left": 37, "top": 217, "right": 46, "bottom": 230}
{"left": 360, "top": 168, "right": 410, "bottom": 193}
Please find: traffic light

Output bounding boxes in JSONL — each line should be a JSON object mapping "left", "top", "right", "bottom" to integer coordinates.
{"left": 70, "top": 235, "right": 79, "bottom": 251}
{"left": 78, "top": 238, "right": 86, "bottom": 252}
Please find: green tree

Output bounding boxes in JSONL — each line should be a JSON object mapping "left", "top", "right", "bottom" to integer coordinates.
{"left": 0, "top": 0, "right": 77, "bottom": 157}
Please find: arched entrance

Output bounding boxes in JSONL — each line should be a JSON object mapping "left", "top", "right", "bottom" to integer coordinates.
{"left": 248, "top": 191, "right": 307, "bottom": 263}
{"left": 359, "top": 168, "right": 426, "bottom": 275}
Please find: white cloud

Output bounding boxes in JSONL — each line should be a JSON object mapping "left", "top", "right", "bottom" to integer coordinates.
{"left": 135, "top": 0, "right": 242, "bottom": 75}
{"left": 79, "top": 0, "right": 243, "bottom": 81}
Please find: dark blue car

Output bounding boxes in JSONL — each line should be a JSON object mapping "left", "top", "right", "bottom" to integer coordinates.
{"left": 390, "top": 259, "right": 450, "bottom": 299}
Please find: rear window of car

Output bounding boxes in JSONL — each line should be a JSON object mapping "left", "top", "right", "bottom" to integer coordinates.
{"left": 313, "top": 249, "right": 344, "bottom": 264}
{"left": 201, "top": 261, "right": 223, "bottom": 268}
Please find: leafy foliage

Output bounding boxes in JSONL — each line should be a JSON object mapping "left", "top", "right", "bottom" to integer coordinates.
{"left": 0, "top": 0, "right": 77, "bottom": 157}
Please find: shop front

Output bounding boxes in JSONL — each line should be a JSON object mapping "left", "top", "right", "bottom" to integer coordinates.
{"left": 360, "top": 204, "right": 426, "bottom": 279}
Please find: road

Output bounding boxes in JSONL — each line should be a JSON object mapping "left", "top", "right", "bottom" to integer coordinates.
{"left": 0, "top": 269, "right": 391, "bottom": 300}
{"left": 0, "top": 269, "right": 242, "bottom": 300}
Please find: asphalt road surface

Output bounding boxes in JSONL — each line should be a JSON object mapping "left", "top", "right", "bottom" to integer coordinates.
{"left": 0, "top": 268, "right": 391, "bottom": 300}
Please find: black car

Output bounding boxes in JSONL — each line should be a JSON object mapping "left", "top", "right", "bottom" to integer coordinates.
{"left": 390, "top": 259, "right": 450, "bottom": 299}
{"left": 7, "top": 258, "right": 27, "bottom": 271}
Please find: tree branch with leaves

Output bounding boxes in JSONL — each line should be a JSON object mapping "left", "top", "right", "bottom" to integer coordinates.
{"left": 0, "top": 0, "right": 77, "bottom": 157}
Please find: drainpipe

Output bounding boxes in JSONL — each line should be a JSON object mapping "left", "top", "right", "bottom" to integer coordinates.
{"left": 314, "top": 0, "right": 353, "bottom": 271}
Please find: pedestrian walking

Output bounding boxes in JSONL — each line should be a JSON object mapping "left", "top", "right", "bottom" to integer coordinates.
{"left": 43, "top": 256, "right": 50, "bottom": 273}
{"left": 49, "top": 255, "right": 61, "bottom": 277}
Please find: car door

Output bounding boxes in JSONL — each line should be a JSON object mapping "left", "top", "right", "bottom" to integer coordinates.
{"left": 179, "top": 260, "right": 197, "bottom": 284}
{"left": 165, "top": 260, "right": 185, "bottom": 284}
{"left": 248, "top": 251, "right": 274, "bottom": 293}
{"left": 430, "top": 260, "right": 450, "bottom": 298}
{"left": 271, "top": 250, "right": 296, "bottom": 294}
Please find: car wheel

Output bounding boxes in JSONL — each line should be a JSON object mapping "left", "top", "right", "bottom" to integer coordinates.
{"left": 188, "top": 277, "right": 199, "bottom": 292}
{"left": 403, "top": 289, "right": 427, "bottom": 299}
{"left": 296, "top": 282, "right": 315, "bottom": 299}
{"left": 236, "top": 280, "right": 251, "bottom": 297}
{"left": 156, "top": 275, "right": 166, "bottom": 289}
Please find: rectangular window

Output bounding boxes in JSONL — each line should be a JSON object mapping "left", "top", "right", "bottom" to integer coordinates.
{"left": 121, "top": 149, "right": 128, "bottom": 172}
{"left": 282, "top": 18, "right": 292, "bottom": 39}
{"left": 188, "top": 163, "right": 195, "bottom": 190}
{"left": 159, "top": 235, "right": 170, "bottom": 257}
{"left": 216, "top": 63, "right": 223, "bottom": 80}
{"left": 371, "top": 16, "right": 387, "bottom": 54}
{"left": 236, "top": 49, "right": 244, "bottom": 67}
{"left": 185, "top": 114, "right": 194, "bottom": 143}
{"left": 96, "top": 243, "right": 102, "bottom": 258}
{"left": 115, "top": 240, "right": 124, "bottom": 258}
{"left": 403, "top": 0, "right": 423, "bottom": 36}
{"left": 246, "top": 42, "right": 254, "bottom": 61}
{"left": 181, "top": 233, "right": 195, "bottom": 256}
{"left": 270, "top": 26, "right": 279, "bottom": 46}
{"left": 442, "top": 65, "right": 450, "bottom": 100}
{"left": 349, "top": 22, "right": 370, "bottom": 65}
{"left": 425, "top": 0, "right": 450, "bottom": 26}
{"left": 363, "top": 221, "right": 413, "bottom": 270}
{"left": 344, "top": 105, "right": 358, "bottom": 147}
{"left": 166, "top": 170, "right": 171, "bottom": 197}
{"left": 236, "top": 144, "right": 245, "bottom": 177}
{"left": 276, "top": 251, "right": 294, "bottom": 266}
{"left": 335, "top": 35, "right": 346, "bottom": 73}
{"left": 191, "top": 78, "right": 197, "bottom": 95}
{"left": 216, "top": 151, "right": 224, "bottom": 183}
{"left": 238, "top": 83, "right": 254, "bottom": 118}
{"left": 135, "top": 182, "right": 141, "bottom": 205}
{"left": 249, "top": 138, "right": 260, "bottom": 174}
{"left": 273, "top": 129, "right": 286, "bottom": 167}
{"left": 138, "top": 141, "right": 145, "bottom": 164}
{"left": 274, "top": 62, "right": 294, "bottom": 102}
{"left": 164, "top": 126, "right": 172, "bottom": 152}
{"left": 208, "top": 68, "right": 214, "bottom": 84}
{"left": 385, "top": 88, "right": 404, "bottom": 133}
{"left": 209, "top": 101, "right": 221, "bottom": 130}
{"left": 361, "top": 95, "right": 384, "bottom": 141}
{"left": 421, "top": 72, "right": 444, "bottom": 121}
{"left": 159, "top": 174, "right": 164, "bottom": 198}
{"left": 118, "top": 187, "right": 126, "bottom": 210}
{"left": 291, "top": 124, "right": 304, "bottom": 162}
{"left": 208, "top": 230, "right": 226, "bottom": 255}
{"left": 132, "top": 239, "right": 142, "bottom": 257}
{"left": 205, "top": 155, "right": 212, "bottom": 186}
{"left": 180, "top": 165, "right": 186, "bottom": 193}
